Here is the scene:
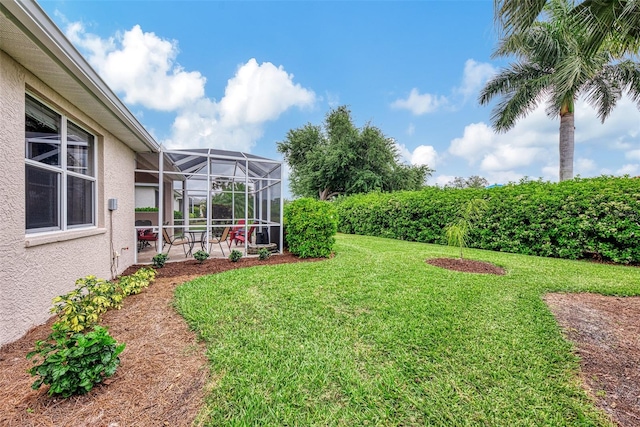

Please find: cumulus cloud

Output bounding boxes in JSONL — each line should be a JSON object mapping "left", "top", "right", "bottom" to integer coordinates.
{"left": 627, "top": 149, "right": 640, "bottom": 160}
{"left": 67, "top": 23, "right": 205, "bottom": 111}
{"left": 616, "top": 164, "right": 639, "bottom": 175}
{"left": 447, "top": 94, "right": 640, "bottom": 182}
{"left": 433, "top": 175, "right": 456, "bottom": 187}
{"left": 455, "top": 59, "right": 497, "bottom": 99}
{"left": 218, "top": 59, "right": 315, "bottom": 126}
{"left": 390, "top": 88, "right": 447, "bottom": 115}
{"left": 390, "top": 59, "right": 495, "bottom": 115}
{"left": 65, "top": 21, "right": 316, "bottom": 152}
{"left": 575, "top": 157, "right": 597, "bottom": 175}
{"left": 411, "top": 145, "right": 438, "bottom": 167}
{"left": 167, "top": 59, "right": 315, "bottom": 152}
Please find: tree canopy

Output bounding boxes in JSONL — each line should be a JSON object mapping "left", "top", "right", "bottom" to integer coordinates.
{"left": 445, "top": 176, "right": 490, "bottom": 189}
{"left": 277, "top": 106, "right": 432, "bottom": 200}
{"left": 494, "top": 0, "right": 640, "bottom": 56}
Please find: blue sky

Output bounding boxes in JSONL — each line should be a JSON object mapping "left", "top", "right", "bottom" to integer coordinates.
{"left": 39, "top": 0, "right": 640, "bottom": 189}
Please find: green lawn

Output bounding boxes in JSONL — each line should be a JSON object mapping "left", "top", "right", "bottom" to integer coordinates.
{"left": 174, "top": 233, "right": 639, "bottom": 426}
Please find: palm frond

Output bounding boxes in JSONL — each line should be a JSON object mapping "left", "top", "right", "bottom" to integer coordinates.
{"left": 494, "top": 0, "right": 548, "bottom": 35}
{"left": 582, "top": 68, "right": 622, "bottom": 122}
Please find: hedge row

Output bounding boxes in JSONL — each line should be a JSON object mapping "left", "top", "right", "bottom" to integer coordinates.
{"left": 335, "top": 176, "right": 640, "bottom": 264}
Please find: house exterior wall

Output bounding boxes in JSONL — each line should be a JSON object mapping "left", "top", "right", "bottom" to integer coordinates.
{"left": 0, "top": 51, "right": 137, "bottom": 346}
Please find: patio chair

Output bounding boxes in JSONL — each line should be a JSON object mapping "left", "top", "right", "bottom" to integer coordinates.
{"left": 233, "top": 224, "right": 255, "bottom": 246}
{"left": 228, "top": 219, "right": 245, "bottom": 248}
{"left": 208, "top": 227, "right": 231, "bottom": 256}
{"left": 161, "top": 228, "right": 191, "bottom": 257}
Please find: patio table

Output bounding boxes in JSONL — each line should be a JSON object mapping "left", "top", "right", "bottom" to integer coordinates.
{"left": 184, "top": 229, "right": 207, "bottom": 255}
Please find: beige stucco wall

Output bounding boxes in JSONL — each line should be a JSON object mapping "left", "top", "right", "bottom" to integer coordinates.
{"left": 0, "top": 51, "right": 138, "bottom": 346}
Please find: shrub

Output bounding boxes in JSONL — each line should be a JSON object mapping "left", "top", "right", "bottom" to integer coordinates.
{"left": 51, "top": 276, "right": 118, "bottom": 332}
{"left": 284, "top": 198, "right": 337, "bottom": 258}
{"left": 152, "top": 253, "right": 169, "bottom": 268}
{"left": 193, "top": 250, "right": 210, "bottom": 264}
{"left": 118, "top": 267, "right": 156, "bottom": 296}
{"left": 335, "top": 176, "right": 640, "bottom": 264}
{"left": 27, "top": 325, "right": 125, "bottom": 397}
{"left": 229, "top": 250, "right": 243, "bottom": 262}
{"left": 258, "top": 248, "right": 271, "bottom": 260}
{"left": 134, "top": 207, "right": 158, "bottom": 212}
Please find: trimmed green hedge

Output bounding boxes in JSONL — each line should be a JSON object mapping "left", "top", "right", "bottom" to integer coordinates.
{"left": 285, "top": 198, "right": 338, "bottom": 258}
{"left": 335, "top": 176, "right": 640, "bottom": 264}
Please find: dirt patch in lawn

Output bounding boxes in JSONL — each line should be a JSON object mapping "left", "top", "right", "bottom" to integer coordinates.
{"left": 0, "top": 252, "right": 321, "bottom": 427}
{"left": 545, "top": 293, "right": 640, "bottom": 427}
{"left": 426, "top": 257, "right": 506, "bottom": 275}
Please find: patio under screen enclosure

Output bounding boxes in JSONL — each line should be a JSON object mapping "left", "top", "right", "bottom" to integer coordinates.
{"left": 134, "top": 148, "right": 283, "bottom": 263}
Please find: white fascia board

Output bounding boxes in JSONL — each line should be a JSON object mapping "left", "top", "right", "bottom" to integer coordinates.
{"left": 1, "top": 0, "right": 160, "bottom": 153}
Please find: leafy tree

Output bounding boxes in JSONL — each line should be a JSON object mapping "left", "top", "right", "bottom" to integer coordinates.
{"left": 481, "top": 0, "right": 640, "bottom": 181}
{"left": 210, "top": 182, "right": 254, "bottom": 219}
{"left": 494, "top": 0, "right": 640, "bottom": 56}
{"left": 445, "top": 176, "right": 490, "bottom": 189}
{"left": 278, "top": 106, "right": 432, "bottom": 200}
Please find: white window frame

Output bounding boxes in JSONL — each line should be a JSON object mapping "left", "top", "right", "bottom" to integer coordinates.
{"left": 25, "top": 93, "right": 98, "bottom": 234}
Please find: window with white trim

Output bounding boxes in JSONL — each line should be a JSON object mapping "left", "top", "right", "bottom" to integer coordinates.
{"left": 25, "top": 94, "right": 96, "bottom": 232}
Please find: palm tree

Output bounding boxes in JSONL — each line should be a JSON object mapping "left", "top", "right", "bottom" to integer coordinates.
{"left": 494, "top": 0, "right": 640, "bottom": 56}
{"left": 481, "top": 0, "right": 640, "bottom": 181}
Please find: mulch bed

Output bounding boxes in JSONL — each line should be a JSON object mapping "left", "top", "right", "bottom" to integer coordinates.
{"left": 425, "top": 257, "right": 506, "bottom": 275}
{"left": 0, "top": 252, "right": 317, "bottom": 427}
{"left": 1, "top": 252, "right": 637, "bottom": 426}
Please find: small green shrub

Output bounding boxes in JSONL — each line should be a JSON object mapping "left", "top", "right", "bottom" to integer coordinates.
{"left": 118, "top": 267, "right": 156, "bottom": 296}
{"left": 51, "top": 275, "right": 118, "bottom": 333}
{"left": 173, "top": 210, "right": 183, "bottom": 219}
{"left": 284, "top": 198, "right": 337, "bottom": 258}
{"left": 193, "top": 250, "right": 210, "bottom": 264}
{"left": 134, "top": 207, "right": 158, "bottom": 212}
{"left": 258, "top": 248, "right": 271, "bottom": 260}
{"left": 27, "top": 325, "right": 125, "bottom": 397}
{"left": 152, "top": 253, "right": 169, "bottom": 268}
{"left": 229, "top": 250, "right": 243, "bottom": 262}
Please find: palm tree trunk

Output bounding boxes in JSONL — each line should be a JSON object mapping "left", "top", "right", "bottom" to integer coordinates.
{"left": 558, "top": 107, "right": 575, "bottom": 182}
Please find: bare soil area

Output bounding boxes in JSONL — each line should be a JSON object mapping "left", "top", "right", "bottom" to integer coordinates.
{"left": 1, "top": 254, "right": 637, "bottom": 426}
{"left": 545, "top": 293, "right": 640, "bottom": 427}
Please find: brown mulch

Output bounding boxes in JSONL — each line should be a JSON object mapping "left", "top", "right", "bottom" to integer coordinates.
{"left": 0, "top": 252, "right": 316, "bottom": 427}
{"left": 425, "top": 257, "right": 506, "bottom": 275}
{"left": 1, "top": 253, "right": 638, "bottom": 426}
{"left": 545, "top": 293, "right": 640, "bottom": 427}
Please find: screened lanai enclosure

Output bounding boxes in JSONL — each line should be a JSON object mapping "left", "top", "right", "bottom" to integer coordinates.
{"left": 134, "top": 148, "right": 283, "bottom": 263}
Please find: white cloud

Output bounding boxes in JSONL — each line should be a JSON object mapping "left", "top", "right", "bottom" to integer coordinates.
{"left": 67, "top": 23, "right": 206, "bottom": 111}
{"left": 166, "top": 59, "right": 316, "bottom": 151}
{"left": 391, "top": 88, "right": 447, "bottom": 115}
{"left": 433, "top": 174, "right": 456, "bottom": 187}
{"left": 411, "top": 145, "right": 438, "bottom": 167}
{"left": 455, "top": 59, "right": 497, "bottom": 99}
{"left": 219, "top": 59, "right": 315, "bottom": 126}
{"left": 627, "top": 149, "right": 640, "bottom": 160}
{"left": 64, "top": 20, "right": 316, "bottom": 152}
{"left": 616, "top": 164, "right": 639, "bottom": 175}
{"left": 448, "top": 122, "right": 498, "bottom": 164}
{"left": 575, "top": 157, "right": 597, "bottom": 175}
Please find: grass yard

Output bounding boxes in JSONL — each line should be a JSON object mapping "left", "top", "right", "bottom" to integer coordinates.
{"left": 174, "top": 233, "right": 640, "bottom": 426}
